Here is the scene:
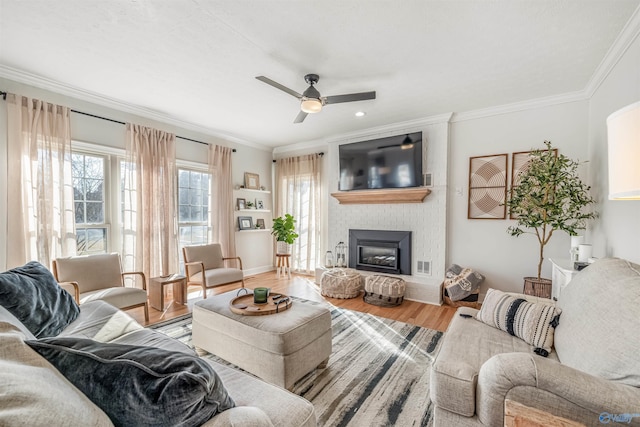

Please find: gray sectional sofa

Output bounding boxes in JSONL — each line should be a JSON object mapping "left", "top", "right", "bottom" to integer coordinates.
{"left": 430, "top": 257, "right": 640, "bottom": 427}
{"left": 0, "top": 262, "right": 316, "bottom": 427}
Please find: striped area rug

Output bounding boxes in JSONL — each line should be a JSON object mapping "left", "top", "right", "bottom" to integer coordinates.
{"left": 150, "top": 305, "right": 444, "bottom": 427}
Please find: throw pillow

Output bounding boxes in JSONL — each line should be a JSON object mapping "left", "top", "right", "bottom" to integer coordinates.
{"left": 443, "top": 264, "right": 485, "bottom": 301}
{"left": 476, "top": 288, "right": 561, "bottom": 353}
{"left": 26, "top": 337, "right": 235, "bottom": 427}
{"left": 0, "top": 261, "right": 79, "bottom": 337}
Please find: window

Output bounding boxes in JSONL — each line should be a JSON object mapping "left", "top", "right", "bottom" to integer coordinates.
{"left": 178, "top": 168, "right": 211, "bottom": 270}
{"left": 72, "top": 153, "right": 109, "bottom": 254}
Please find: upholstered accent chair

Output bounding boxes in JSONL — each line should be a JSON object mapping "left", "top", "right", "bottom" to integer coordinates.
{"left": 182, "top": 243, "right": 244, "bottom": 299}
{"left": 52, "top": 253, "right": 149, "bottom": 321}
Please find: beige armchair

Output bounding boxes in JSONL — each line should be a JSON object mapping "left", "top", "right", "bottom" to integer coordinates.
{"left": 182, "top": 243, "right": 244, "bottom": 298}
{"left": 52, "top": 253, "right": 149, "bottom": 321}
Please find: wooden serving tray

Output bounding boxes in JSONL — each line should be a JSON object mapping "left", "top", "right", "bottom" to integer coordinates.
{"left": 229, "top": 292, "right": 293, "bottom": 316}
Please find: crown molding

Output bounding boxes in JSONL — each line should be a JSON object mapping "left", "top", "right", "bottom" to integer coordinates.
{"left": 451, "top": 90, "right": 588, "bottom": 123}
{"left": 0, "top": 65, "right": 271, "bottom": 152}
{"left": 584, "top": 4, "right": 640, "bottom": 98}
{"left": 273, "top": 112, "right": 454, "bottom": 155}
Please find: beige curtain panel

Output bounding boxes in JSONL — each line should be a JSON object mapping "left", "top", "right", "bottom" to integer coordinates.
{"left": 122, "top": 123, "right": 178, "bottom": 281}
{"left": 6, "top": 93, "right": 75, "bottom": 268}
{"left": 275, "top": 153, "right": 323, "bottom": 274}
{"left": 208, "top": 145, "right": 236, "bottom": 258}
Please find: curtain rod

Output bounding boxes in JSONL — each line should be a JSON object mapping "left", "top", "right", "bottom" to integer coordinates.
{"left": 0, "top": 90, "right": 235, "bottom": 152}
{"left": 273, "top": 152, "right": 324, "bottom": 163}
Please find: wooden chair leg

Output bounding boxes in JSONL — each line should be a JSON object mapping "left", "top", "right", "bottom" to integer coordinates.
{"left": 202, "top": 283, "right": 208, "bottom": 299}
{"left": 143, "top": 303, "right": 149, "bottom": 322}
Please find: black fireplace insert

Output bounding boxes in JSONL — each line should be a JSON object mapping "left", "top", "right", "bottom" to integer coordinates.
{"left": 349, "top": 229, "right": 411, "bottom": 275}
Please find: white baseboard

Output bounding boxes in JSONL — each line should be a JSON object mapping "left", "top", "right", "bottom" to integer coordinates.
{"left": 244, "top": 265, "right": 275, "bottom": 277}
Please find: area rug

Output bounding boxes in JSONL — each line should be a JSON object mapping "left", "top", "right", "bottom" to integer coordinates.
{"left": 150, "top": 305, "right": 444, "bottom": 427}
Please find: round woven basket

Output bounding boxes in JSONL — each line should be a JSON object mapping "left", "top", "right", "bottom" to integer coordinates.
{"left": 523, "top": 277, "right": 552, "bottom": 299}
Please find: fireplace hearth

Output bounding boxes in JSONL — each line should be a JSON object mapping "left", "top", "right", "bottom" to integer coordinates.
{"left": 349, "top": 229, "right": 411, "bottom": 275}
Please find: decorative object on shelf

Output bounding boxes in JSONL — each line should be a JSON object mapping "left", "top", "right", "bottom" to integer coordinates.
{"left": 335, "top": 242, "right": 347, "bottom": 267}
{"left": 236, "top": 198, "right": 246, "bottom": 210}
{"left": 256, "top": 199, "right": 264, "bottom": 209}
{"left": 607, "top": 101, "right": 640, "bottom": 200}
{"left": 234, "top": 184, "right": 240, "bottom": 190}
{"left": 244, "top": 172, "right": 260, "bottom": 190}
{"left": 271, "top": 214, "right": 298, "bottom": 254}
{"left": 324, "top": 251, "right": 334, "bottom": 268}
{"left": 245, "top": 200, "right": 254, "bottom": 209}
{"left": 256, "top": 219, "right": 265, "bottom": 229}
{"left": 260, "top": 186, "right": 266, "bottom": 191}
{"left": 238, "top": 216, "right": 253, "bottom": 230}
{"left": 253, "top": 287, "right": 270, "bottom": 304}
{"left": 577, "top": 243, "right": 592, "bottom": 262}
{"left": 569, "top": 235, "right": 583, "bottom": 262}
{"left": 468, "top": 153, "right": 508, "bottom": 219}
{"left": 504, "top": 141, "right": 598, "bottom": 291}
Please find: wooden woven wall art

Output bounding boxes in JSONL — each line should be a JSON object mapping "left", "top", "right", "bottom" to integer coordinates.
{"left": 468, "top": 154, "right": 508, "bottom": 219}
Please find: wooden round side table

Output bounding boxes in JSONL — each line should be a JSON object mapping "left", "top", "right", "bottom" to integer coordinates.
{"left": 275, "top": 253, "right": 291, "bottom": 278}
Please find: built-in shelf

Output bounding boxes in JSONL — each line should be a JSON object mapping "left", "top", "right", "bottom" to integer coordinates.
{"left": 236, "top": 228, "right": 272, "bottom": 233}
{"left": 331, "top": 187, "right": 431, "bottom": 204}
{"left": 235, "top": 188, "right": 271, "bottom": 194}
{"left": 236, "top": 209, "right": 271, "bottom": 213}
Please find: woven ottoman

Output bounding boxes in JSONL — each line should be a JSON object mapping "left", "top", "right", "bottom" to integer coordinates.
{"left": 192, "top": 290, "right": 332, "bottom": 390}
{"left": 320, "top": 268, "right": 362, "bottom": 299}
{"left": 364, "top": 275, "right": 406, "bottom": 307}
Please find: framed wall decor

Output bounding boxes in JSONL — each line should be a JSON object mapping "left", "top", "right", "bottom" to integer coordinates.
{"left": 510, "top": 148, "right": 557, "bottom": 219}
{"left": 256, "top": 218, "right": 265, "bottom": 229}
{"left": 468, "top": 153, "right": 508, "bottom": 219}
{"left": 244, "top": 172, "right": 260, "bottom": 190}
{"left": 238, "top": 216, "right": 253, "bottom": 230}
{"left": 256, "top": 199, "right": 264, "bottom": 210}
{"left": 236, "top": 198, "right": 246, "bottom": 210}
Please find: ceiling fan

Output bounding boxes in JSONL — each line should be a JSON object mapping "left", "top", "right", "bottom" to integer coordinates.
{"left": 255, "top": 74, "right": 376, "bottom": 123}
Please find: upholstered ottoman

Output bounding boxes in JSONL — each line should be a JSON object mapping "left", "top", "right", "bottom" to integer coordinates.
{"left": 320, "top": 268, "right": 362, "bottom": 299}
{"left": 363, "top": 275, "right": 406, "bottom": 307}
{"left": 192, "top": 290, "right": 332, "bottom": 390}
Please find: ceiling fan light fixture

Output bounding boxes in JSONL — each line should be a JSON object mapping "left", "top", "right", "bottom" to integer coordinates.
{"left": 301, "top": 98, "right": 323, "bottom": 114}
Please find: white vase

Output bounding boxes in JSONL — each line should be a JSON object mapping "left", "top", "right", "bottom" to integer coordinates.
{"left": 276, "top": 241, "right": 291, "bottom": 255}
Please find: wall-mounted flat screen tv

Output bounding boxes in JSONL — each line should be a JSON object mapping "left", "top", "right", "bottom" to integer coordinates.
{"left": 338, "top": 132, "right": 423, "bottom": 191}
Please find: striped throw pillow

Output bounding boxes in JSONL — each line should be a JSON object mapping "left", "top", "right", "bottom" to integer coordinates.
{"left": 477, "top": 288, "right": 561, "bottom": 353}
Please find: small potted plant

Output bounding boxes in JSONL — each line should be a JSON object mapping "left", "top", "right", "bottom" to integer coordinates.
{"left": 504, "top": 141, "right": 597, "bottom": 296}
{"left": 271, "top": 214, "right": 299, "bottom": 254}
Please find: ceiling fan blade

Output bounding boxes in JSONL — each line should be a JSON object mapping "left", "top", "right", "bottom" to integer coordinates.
{"left": 256, "top": 76, "right": 302, "bottom": 99}
{"left": 324, "top": 91, "right": 376, "bottom": 105}
{"left": 294, "top": 110, "right": 308, "bottom": 124}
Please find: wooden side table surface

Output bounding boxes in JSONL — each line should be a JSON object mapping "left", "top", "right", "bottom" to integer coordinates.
{"left": 149, "top": 274, "right": 187, "bottom": 311}
{"left": 504, "top": 399, "right": 586, "bottom": 427}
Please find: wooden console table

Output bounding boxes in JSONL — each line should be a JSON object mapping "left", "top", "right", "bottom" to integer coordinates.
{"left": 149, "top": 274, "right": 187, "bottom": 311}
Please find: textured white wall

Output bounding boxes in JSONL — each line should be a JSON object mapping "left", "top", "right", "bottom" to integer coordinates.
{"left": 327, "top": 119, "right": 450, "bottom": 304}
{"left": 448, "top": 101, "right": 591, "bottom": 295}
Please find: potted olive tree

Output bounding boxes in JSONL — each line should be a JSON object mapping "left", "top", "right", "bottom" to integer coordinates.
{"left": 271, "top": 213, "right": 299, "bottom": 254}
{"left": 504, "top": 141, "right": 597, "bottom": 296}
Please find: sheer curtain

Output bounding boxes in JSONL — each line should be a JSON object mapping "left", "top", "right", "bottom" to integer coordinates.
{"left": 122, "top": 123, "right": 178, "bottom": 280}
{"left": 6, "top": 94, "right": 75, "bottom": 268}
{"left": 209, "top": 145, "right": 236, "bottom": 257}
{"left": 275, "top": 154, "right": 322, "bottom": 274}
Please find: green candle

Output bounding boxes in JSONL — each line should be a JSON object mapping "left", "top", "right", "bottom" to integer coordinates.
{"left": 253, "top": 287, "right": 269, "bottom": 304}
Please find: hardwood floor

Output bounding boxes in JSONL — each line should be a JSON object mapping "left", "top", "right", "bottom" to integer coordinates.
{"left": 129, "top": 271, "right": 457, "bottom": 332}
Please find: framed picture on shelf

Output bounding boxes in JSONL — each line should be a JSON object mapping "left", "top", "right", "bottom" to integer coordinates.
{"left": 236, "top": 198, "right": 246, "bottom": 210}
{"left": 238, "top": 216, "right": 253, "bottom": 230}
{"left": 256, "top": 199, "right": 264, "bottom": 209}
{"left": 244, "top": 172, "right": 260, "bottom": 190}
{"left": 256, "top": 219, "right": 265, "bottom": 229}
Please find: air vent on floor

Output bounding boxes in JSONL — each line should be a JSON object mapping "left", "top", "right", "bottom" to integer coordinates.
{"left": 416, "top": 260, "right": 431, "bottom": 275}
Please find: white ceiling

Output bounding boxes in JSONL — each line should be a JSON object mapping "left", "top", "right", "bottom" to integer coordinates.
{"left": 1, "top": 0, "right": 639, "bottom": 149}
